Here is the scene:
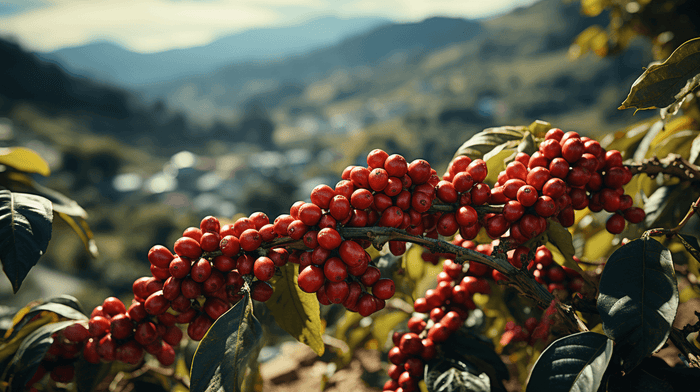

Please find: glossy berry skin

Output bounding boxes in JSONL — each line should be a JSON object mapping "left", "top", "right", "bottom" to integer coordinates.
{"left": 191, "top": 258, "right": 212, "bottom": 282}
{"left": 606, "top": 213, "right": 626, "bottom": 234}
{"left": 239, "top": 229, "right": 262, "bottom": 252}
{"left": 174, "top": 237, "right": 202, "bottom": 259}
{"left": 103, "top": 297, "right": 127, "bottom": 316}
{"left": 219, "top": 236, "right": 240, "bottom": 257}
{"left": 317, "top": 228, "right": 342, "bottom": 250}
{"left": 63, "top": 323, "right": 90, "bottom": 342}
{"left": 373, "top": 278, "right": 396, "bottom": 300}
{"left": 89, "top": 316, "right": 111, "bottom": 337}
{"left": 253, "top": 257, "right": 275, "bottom": 281}
{"left": 298, "top": 265, "right": 325, "bottom": 293}
{"left": 148, "top": 245, "right": 174, "bottom": 268}
{"left": 399, "top": 333, "right": 423, "bottom": 355}
{"left": 516, "top": 185, "right": 538, "bottom": 207}
{"left": 144, "top": 291, "right": 170, "bottom": 315}
{"left": 251, "top": 281, "right": 274, "bottom": 302}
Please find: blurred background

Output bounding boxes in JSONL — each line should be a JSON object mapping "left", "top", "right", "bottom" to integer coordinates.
{"left": 1, "top": 0, "right": 688, "bottom": 379}
{"left": 0, "top": 0, "right": 665, "bottom": 310}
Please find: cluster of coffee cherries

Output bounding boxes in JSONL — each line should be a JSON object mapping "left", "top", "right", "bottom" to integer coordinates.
{"left": 470, "top": 127, "right": 645, "bottom": 239}
{"left": 500, "top": 300, "right": 558, "bottom": 348}
{"left": 383, "top": 258, "right": 490, "bottom": 392}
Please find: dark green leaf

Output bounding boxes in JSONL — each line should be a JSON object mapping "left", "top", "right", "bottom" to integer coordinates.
{"left": 601, "top": 120, "right": 656, "bottom": 160}
{"left": 597, "top": 238, "right": 678, "bottom": 372}
{"left": 190, "top": 291, "right": 263, "bottom": 392}
{"left": 5, "top": 320, "right": 75, "bottom": 391}
{"left": 643, "top": 184, "right": 697, "bottom": 229}
{"left": 425, "top": 358, "right": 490, "bottom": 392}
{"left": 0, "top": 190, "right": 53, "bottom": 293}
{"left": 453, "top": 126, "right": 527, "bottom": 161}
{"left": 676, "top": 234, "right": 700, "bottom": 263}
{"left": 631, "top": 120, "right": 664, "bottom": 162}
{"left": 4, "top": 296, "right": 86, "bottom": 342}
{"left": 265, "top": 264, "right": 324, "bottom": 355}
{"left": 619, "top": 37, "right": 700, "bottom": 111}
{"left": 526, "top": 331, "right": 613, "bottom": 392}
{"left": 440, "top": 329, "right": 509, "bottom": 383}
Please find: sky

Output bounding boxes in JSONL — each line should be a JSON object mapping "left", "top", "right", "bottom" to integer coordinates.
{"left": 0, "top": 0, "right": 540, "bottom": 53}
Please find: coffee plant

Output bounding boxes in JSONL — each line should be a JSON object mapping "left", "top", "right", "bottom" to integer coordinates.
{"left": 3, "top": 12, "right": 700, "bottom": 392}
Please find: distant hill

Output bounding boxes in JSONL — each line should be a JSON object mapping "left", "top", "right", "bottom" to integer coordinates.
{"left": 146, "top": 16, "right": 485, "bottom": 121}
{"left": 39, "top": 16, "right": 391, "bottom": 86}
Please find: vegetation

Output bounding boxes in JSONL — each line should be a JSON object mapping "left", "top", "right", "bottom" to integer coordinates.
{"left": 2, "top": 1, "right": 700, "bottom": 391}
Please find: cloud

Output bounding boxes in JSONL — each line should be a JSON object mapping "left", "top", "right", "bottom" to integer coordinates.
{"left": 0, "top": 0, "right": 539, "bottom": 53}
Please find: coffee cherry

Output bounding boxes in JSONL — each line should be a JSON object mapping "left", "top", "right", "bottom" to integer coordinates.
{"left": 200, "top": 232, "right": 220, "bottom": 252}
{"left": 357, "top": 293, "right": 377, "bottom": 317}
{"left": 239, "top": 229, "right": 262, "bottom": 252}
{"left": 253, "top": 257, "right": 275, "bottom": 281}
{"left": 273, "top": 214, "right": 294, "bottom": 236}
{"left": 606, "top": 213, "right": 626, "bottom": 234}
{"left": 204, "top": 297, "right": 231, "bottom": 320}
{"left": 298, "top": 265, "right": 325, "bottom": 293}
{"left": 549, "top": 157, "right": 570, "bottom": 179}
{"left": 148, "top": 245, "right": 174, "bottom": 268}
{"left": 534, "top": 195, "right": 556, "bottom": 217}
{"left": 174, "top": 237, "right": 202, "bottom": 259}
{"left": 545, "top": 128, "right": 564, "bottom": 141}
{"left": 144, "top": 291, "right": 170, "bottom": 315}
{"left": 188, "top": 314, "right": 213, "bottom": 341}
{"left": 562, "top": 138, "right": 584, "bottom": 163}
{"left": 367, "top": 149, "right": 389, "bottom": 168}
{"left": 526, "top": 167, "right": 551, "bottom": 191}
{"left": 89, "top": 316, "right": 111, "bottom": 337}
{"left": 103, "top": 297, "right": 127, "bottom": 316}
{"left": 251, "top": 280, "right": 274, "bottom": 302}
{"left": 466, "top": 159, "right": 487, "bottom": 183}
{"left": 110, "top": 314, "right": 134, "bottom": 339}
{"left": 97, "top": 334, "right": 116, "bottom": 361}
{"left": 317, "top": 228, "right": 342, "bottom": 250}
{"left": 350, "top": 166, "right": 371, "bottom": 189}
{"left": 373, "top": 278, "right": 396, "bottom": 300}
{"left": 310, "top": 184, "right": 336, "bottom": 209}
{"left": 384, "top": 154, "right": 409, "bottom": 177}
{"left": 427, "top": 322, "right": 450, "bottom": 342}
{"left": 623, "top": 207, "right": 645, "bottom": 223}
{"left": 408, "top": 159, "right": 432, "bottom": 184}
{"left": 516, "top": 185, "right": 538, "bottom": 207}
{"left": 399, "top": 332, "right": 423, "bottom": 355}
{"left": 168, "top": 256, "right": 191, "bottom": 279}
{"left": 325, "top": 281, "right": 349, "bottom": 304}
{"left": 191, "top": 258, "right": 212, "bottom": 282}
{"left": 183, "top": 227, "right": 203, "bottom": 242}
{"left": 470, "top": 183, "right": 490, "bottom": 205}
{"left": 368, "top": 168, "right": 389, "bottom": 191}
{"left": 323, "top": 257, "right": 348, "bottom": 282}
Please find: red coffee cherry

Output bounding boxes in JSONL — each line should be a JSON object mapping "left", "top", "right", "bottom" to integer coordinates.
{"left": 298, "top": 265, "right": 325, "bottom": 293}
{"left": 466, "top": 159, "right": 488, "bottom": 183}
{"left": 549, "top": 157, "right": 570, "bottom": 179}
{"left": 323, "top": 257, "right": 348, "bottom": 282}
{"left": 505, "top": 161, "right": 528, "bottom": 181}
{"left": 148, "top": 245, "right": 174, "bottom": 268}
{"left": 373, "top": 278, "right": 396, "bottom": 300}
{"left": 103, "top": 297, "right": 127, "bottom": 316}
{"left": 452, "top": 172, "right": 474, "bottom": 193}
{"left": 144, "top": 291, "right": 170, "bottom": 315}
{"left": 188, "top": 314, "right": 213, "bottom": 341}
{"left": 566, "top": 166, "right": 591, "bottom": 187}
{"left": 199, "top": 215, "right": 220, "bottom": 233}
{"left": 604, "top": 150, "right": 623, "bottom": 170}
{"left": 408, "top": 159, "right": 432, "bottom": 184}
{"left": 219, "top": 235, "right": 240, "bottom": 258}
{"left": 368, "top": 168, "right": 389, "bottom": 191}
{"left": 325, "top": 281, "right": 350, "bottom": 304}
{"left": 97, "top": 334, "right": 116, "bottom": 361}
{"left": 540, "top": 139, "right": 562, "bottom": 160}
{"left": 317, "top": 228, "right": 342, "bottom": 250}
{"left": 350, "top": 188, "right": 373, "bottom": 209}
{"left": 183, "top": 226, "right": 203, "bottom": 242}
{"left": 606, "top": 213, "right": 626, "bottom": 234}
{"left": 236, "top": 255, "right": 254, "bottom": 275}
{"left": 436, "top": 181, "right": 458, "bottom": 203}
{"left": 562, "top": 138, "right": 585, "bottom": 163}
{"left": 63, "top": 323, "right": 90, "bottom": 342}
{"left": 273, "top": 214, "right": 294, "bottom": 236}
{"left": 239, "top": 229, "right": 262, "bottom": 251}
{"left": 89, "top": 316, "right": 111, "bottom": 337}
{"left": 350, "top": 166, "right": 371, "bottom": 189}
{"left": 470, "top": 183, "right": 490, "bottom": 205}
{"left": 516, "top": 185, "right": 538, "bottom": 207}
{"left": 486, "top": 214, "right": 509, "bottom": 238}
{"left": 200, "top": 232, "right": 220, "bottom": 252}
{"left": 181, "top": 277, "right": 202, "bottom": 299}
{"left": 174, "top": 236, "right": 202, "bottom": 259}
{"left": 251, "top": 281, "right": 274, "bottom": 302}
{"left": 399, "top": 332, "right": 423, "bottom": 355}
{"left": 191, "top": 258, "right": 212, "bottom": 282}
{"left": 534, "top": 195, "right": 556, "bottom": 217}
{"left": 526, "top": 167, "right": 551, "bottom": 191}
{"left": 310, "top": 184, "right": 336, "bottom": 209}
{"left": 384, "top": 154, "right": 408, "bottom": 178}
{"left": 357, "top": 293, "right": 377, "bottom": 317}
{"left": 623, "top": 207, "right": 645, "bottom": 223}
{"left": 545, "top": 128, "right": 564, "bottom": 141}
{"left": 204, "top": 297, "right": 231, "bottom": 320}
{"left": 367, "top": 149, "right": 389, "bottom": 168}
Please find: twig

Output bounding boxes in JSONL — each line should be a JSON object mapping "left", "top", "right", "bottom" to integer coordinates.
{"left": 626, "top": 154, "right": 700, "bottom": 182}
{"left": 669, "top": 328, "right": 700, "bottom": 368}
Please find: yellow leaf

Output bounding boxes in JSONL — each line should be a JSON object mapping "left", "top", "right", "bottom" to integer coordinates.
{"left": 372, "top": 311, "right": 409, "bottom": 346}
{"left": 265, "top": 264, "right": 324, "bottom": 356}
{"left": 581, "top": 0, "right": 607, "bottom": 17}
{"left": 0, "top": 147, "right": 50, "bottom": 176}
{"left": 0, "top": 313, "right": 54, "bottom": 364}
{"left": 404, "top": 245, "right": 425, "bottom": 283}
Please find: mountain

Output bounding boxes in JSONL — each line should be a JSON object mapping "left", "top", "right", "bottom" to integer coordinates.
{"left": 147, "top": 16, "right": 485, "bottom": 122}
{"left": 39, "top": 16, "right": 391, "bottom": 86}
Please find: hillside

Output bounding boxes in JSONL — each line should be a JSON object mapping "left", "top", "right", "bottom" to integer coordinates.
{"left": 40, "top": 16, "right": 390, "bottom": 86}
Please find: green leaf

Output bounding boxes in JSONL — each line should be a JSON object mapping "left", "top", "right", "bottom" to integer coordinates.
{"left": 596, "top": 238, "right": 678, "bottom": 372}
{"left": 441, "top": 329, "right": 509, "bottom": 383}
{"left": 425, "top": 358, "right": 491, "bottom": 392}
{"left": 1, "top": 172, "right": 87, "bottom": 219}
{"left": 545, "top": 222, "right": 585, "bottom": 277}
{"left": 643, "top": 184, "right": 697, "bottom": 229}
{"left": 0, "top": 190, "right": 53, "bottom": 293}
{"left": 619, "top": 37, "right": 700, "bottom": 111}
{"left": 265, "top": 263, "right": 324, "bottom": 356}
{"left": 452, "top": 126, "right": 527, "bottom": 161}
{"left": 526, "top": 332, "right": 613, "bottom": 392}
{"left": 4, "top": 320, "right": 75, "bottom": 391}
{"left": 371, "top": 311, "right": 409, "bottom": 346}
{"left": 483, "top": 144, "right": 517, "bottom": 186}
{"left": 190, "top": 291, "right": 263, "bottom": 392}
